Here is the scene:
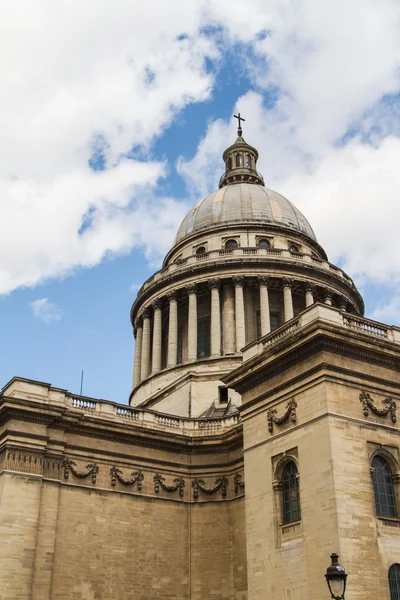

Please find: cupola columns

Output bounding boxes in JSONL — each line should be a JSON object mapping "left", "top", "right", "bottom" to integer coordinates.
{"left": 283, "top": 280, "right": 294, "bottom": 322}
{"left": 187, "top": 286, "right": 198, "bottom": 361}
{"left": 210, "top": 280, "right": 222, "bottom": 357}
{"left": 167, "top": 293, "right": 178, "bottom": 368}
{"left": 140, "top": 312, "right": 152, "bottom": 380}
{"left": 234, "top": 278, "right": 246, "bottom": 351}
{"left": 131, "top": 277, "right": 353, "bottom": 390}
{"left": 258, "top": 277, "right": 271, "bottom": 336}
{"left": 305, "top": 285, "right": 315, "bottom": 308}
{"left": 151, "top": 302, "right": 162, "bottom": 374}
{"left": 133, "top": 319, "right": 143, "bottom": 388}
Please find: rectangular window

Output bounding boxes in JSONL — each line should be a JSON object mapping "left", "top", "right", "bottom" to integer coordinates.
{"left": 197, "top": 317, "right": 210, "bottom": 359}
{"left": 219, "top": 386, "right": 228, "bottom": 404}
{"left": 270, "top": 313, "right": 280, "bottom": 331}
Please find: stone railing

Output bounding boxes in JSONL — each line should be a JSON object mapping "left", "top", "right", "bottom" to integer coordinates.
{"left": 342, "top": 315, "right": 388, "bottom": 338}
{"left": 0, "top": 378, "right": 241, "bottom": 438}
{"left": 137, "top": 247, "right": 355, "bottom": 294}
{"left": 242, "top": 304, "right": 400, "bottom": 361}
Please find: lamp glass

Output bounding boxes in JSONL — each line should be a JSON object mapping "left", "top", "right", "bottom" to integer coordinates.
{"left": 330, "top": 579, "right": 344, "bottom": 596}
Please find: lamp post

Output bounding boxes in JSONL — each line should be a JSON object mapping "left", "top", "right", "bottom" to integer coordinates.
{"left": 325, "top": 553, "right": 348, "bottom": 600}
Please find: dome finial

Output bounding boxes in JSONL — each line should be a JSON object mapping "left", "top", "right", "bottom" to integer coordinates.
{"left": 219, "top": 113, "right": 264, "bottom": 188}
{"left": 234, "top": 112, "right": 245, "bottom": 138}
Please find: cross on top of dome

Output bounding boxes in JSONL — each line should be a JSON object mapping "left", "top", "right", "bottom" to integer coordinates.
{"left": 234, "top": 112, "right": 245, "bottom": 137}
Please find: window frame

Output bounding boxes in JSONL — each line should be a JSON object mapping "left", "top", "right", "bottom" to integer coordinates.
{"left": 389, "top": 564, "right": 400, "bottom": 600}
{"left": 282, "top": 461, "right": 301, "bottom": 524}
{"left": 371, "top": 453, "right": 399, "bottom": 519}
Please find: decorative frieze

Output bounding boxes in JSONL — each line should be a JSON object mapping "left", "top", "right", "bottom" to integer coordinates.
{"left": 192, "top": 476, "right": 228, "bottom": 499}
{"left": 62, "top": 458, "right": 99, "bottom": 484}
{"left": 154, "top": 474, "right": 185, "bottom": 497}
{"left": 267, "top": 398, "right": 297, "bottom": 433}
{"left": 360, "top": 391, "right": 396, "bottom": 423}
{"left": 110, "top": 466, "right": 144, "bottom": 489}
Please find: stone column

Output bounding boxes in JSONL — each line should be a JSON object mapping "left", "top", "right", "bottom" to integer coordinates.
{"left": 210, "top": 279, "right": 221, "bottom": 356}
{"left": 222, "top": 283, "right": 235, "bottom": 354}
{"left": 283, "top": 279, "right": 294, "bottom": 322}
{"left": 258, "top": 276, "right": 271, "bottom": 336}
{"left": 187, "top": 284, "right": 198, "bottom": 361}
{"left": 338, "top": 296, "right": 347, "bottom": 312}
{"left": 167, "top": 292, "right": 178, "bottom": 368}
{"left": 324, "top": 290, "right": 333, "bottom": 306}
{"left": 304, "top": 284, "right": 314, "bottom": 308}
{"left": 234, "top": 277, "right": 246, "bottom": 351}
{"left": 140, "top": 310, "right": 151, "bottom": 380}
{"left": 133, "top": 318, "right": 143, "bottom": 387}
{"left": 151, "top": 300, "right": 162, "bottom": 374}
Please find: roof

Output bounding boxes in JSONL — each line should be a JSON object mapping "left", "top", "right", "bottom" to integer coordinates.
{"left": 174, "top": 183, "right": 316, "bottom": 244}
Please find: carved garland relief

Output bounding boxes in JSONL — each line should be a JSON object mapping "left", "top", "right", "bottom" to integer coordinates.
{"left": 267, "top": 398, "right": 297, "bottom": 433}
{"left": 360, "top": 391, "right": 396, "bottom": 423}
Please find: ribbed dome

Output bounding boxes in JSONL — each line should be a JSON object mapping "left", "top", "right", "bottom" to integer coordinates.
{"left": 175, "top": 183, "right": 316, "bottom": 244}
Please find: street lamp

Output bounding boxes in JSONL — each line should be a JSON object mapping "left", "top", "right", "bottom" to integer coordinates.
{"left": 325, "top": 553, "right": 348, "bottom": 600}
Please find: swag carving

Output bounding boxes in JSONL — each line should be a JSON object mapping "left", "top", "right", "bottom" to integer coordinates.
{"left": 110, "top": 466, "right": 143, "bottom": 490}
{"left": 154, "top": 474, "right": 185, "bottom": 497}
{"left": 63, "top": 458, "right": 98, "bottom": 484}
{"left": 360, "top": 391, "right": 396, "bottom": 423}
{"left": 267, "top": 398, "right": 297, "bottom": 433}
{"left": 234, "top": 473, "right": 245, "bottom": 495}
{"left": 192, "top": 476, "right": 228, "bottom": 499}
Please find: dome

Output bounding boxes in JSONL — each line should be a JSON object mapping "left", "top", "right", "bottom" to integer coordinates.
{"left": 174, "top": 183, "right": 316, "bottom": 244}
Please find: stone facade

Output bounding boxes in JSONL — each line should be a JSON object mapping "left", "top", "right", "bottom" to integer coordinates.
{"left": 1, "top": 128, "right": 400, "bottom": 599}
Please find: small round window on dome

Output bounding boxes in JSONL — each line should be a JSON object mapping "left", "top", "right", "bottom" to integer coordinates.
{"left": 225, "top": 239, "right": 238, "bottom": 251}
{"left": 289, "top": 243, "right": 300, "bottom": 254}
{"left": 196, "top": 246, "right": 206, "bottom": 255}
{"left": 257, "top": 238, "right": 271, "bottom": 249}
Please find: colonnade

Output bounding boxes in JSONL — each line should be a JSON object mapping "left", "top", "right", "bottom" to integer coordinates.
{"left": 133, "top": 277, "right": 347, "bottom": 388}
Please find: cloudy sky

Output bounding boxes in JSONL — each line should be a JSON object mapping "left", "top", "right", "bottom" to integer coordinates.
{"left": 1, "top": 0, "right": 400, "bottom": 403}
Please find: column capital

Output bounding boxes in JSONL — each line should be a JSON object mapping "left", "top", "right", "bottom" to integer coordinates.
{"left": 209, "top": 278, "right": 221, "bottom": 290}
{"left": 142, "top": 308, "right": 151, "bottom": 320}
{"left": 186, "top": 283, "right": 198, "bottom": 295}
{"left": 323, "top": 289, "right": 333, "bottom": 300}
{"left": 303, "top": 282, "right": 315, "bottom": 293}
{"left": 257, "top": 275, "right": 271, "bottom": 287}
{"left": 134, "top": 316, "right": 143, "bottom": 330}
{"left": 167, "top": 291, "right": 178, "bottom": 302}
{"left": 233, "top": 276, "right": 246, "bottom": 287}
{"left": 282, "top": 278, "right": 293, "bottom": 289}
{"left": 152, "top": 299, "right": 162, "bottom": 310}
{"left": 338, "top": 296, "right": 348, "bottom": 310}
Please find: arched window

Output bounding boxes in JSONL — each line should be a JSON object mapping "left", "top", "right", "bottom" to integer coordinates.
{"left": 235, "top": 154, "right": 243, "bottom": 168}
{"left": 196, "top": 246, "right": 206, "bottom": 255}
{"left": 282, "top": 461, "right": 301, "bottom": 524}
{"left": 289, "top": 243, "right": 300, "bottom": 254}
{"left": 372, "top": 455, "right": 397, "bottom": 518}
{"left": 257, "top": 238, "right": 271, "bottom": 250}
{"left": 246, "top": 154, "right": 252, "bottom": 168}
{"left": 225, "top": 239, "right": 238, "bottom": 251}
{"left": 389, "top": 564, "right": 400, "bottom": 600}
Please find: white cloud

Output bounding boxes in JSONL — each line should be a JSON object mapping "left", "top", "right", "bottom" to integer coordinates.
{"left": 29, "top": 298, "right": 64, "bottom": 325}
{"left": 3, "top": 0, "right": 400, "bottom": 313}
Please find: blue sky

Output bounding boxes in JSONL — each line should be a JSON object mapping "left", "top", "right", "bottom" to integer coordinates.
{"left": 2, "top": 0, "right": 400, "bottom": 403}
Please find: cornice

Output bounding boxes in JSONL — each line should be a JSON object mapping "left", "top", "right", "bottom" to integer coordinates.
{"left": 131, "top": 259, "right": 363, "bottom": 324}
{"left": 0, "top": 397, "right": 244, "bottom": 456}
{"left": 225, "top": 321, "right": 400, "bottom": 396}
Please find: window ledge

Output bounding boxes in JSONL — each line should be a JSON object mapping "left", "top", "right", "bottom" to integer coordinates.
{"left": 378, "top": 516, "right": 400, "bottom": 526}
{"left": 281, "top": 520, "right": 301, "bottom": 531}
